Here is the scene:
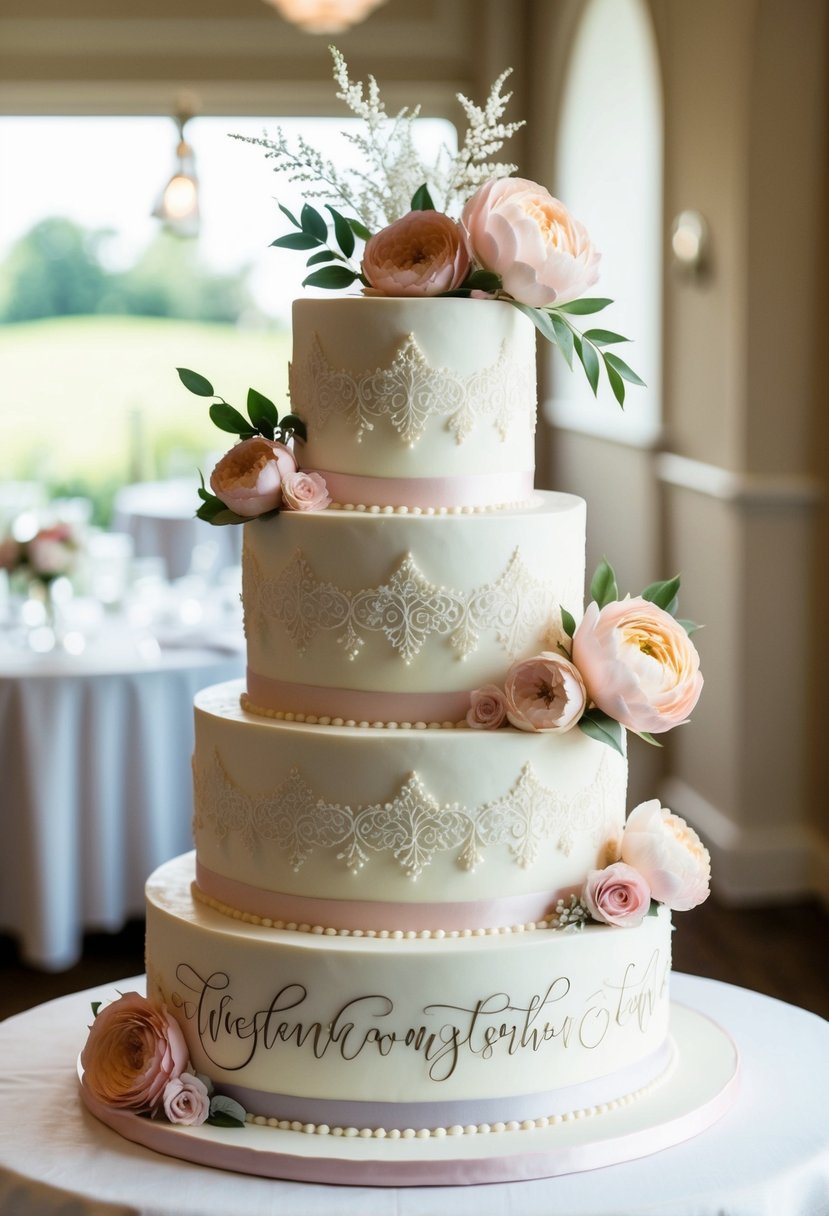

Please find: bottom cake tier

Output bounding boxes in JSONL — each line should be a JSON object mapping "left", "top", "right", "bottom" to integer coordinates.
{"left": 146, "top": 854, "right": 674, "bottom": 1134}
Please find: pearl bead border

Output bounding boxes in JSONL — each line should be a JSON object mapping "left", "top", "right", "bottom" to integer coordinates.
{"left": 326, "top": 499, "right": 534, "bottom": 516}
{"left": 241, "top": 1052, "right": 675, "bottom": 1140}
{"left": 192, "top": 882, "right": 556, "bottom": 939}
{"left": 240, "top": 693, "right": 467, "bottom": 731}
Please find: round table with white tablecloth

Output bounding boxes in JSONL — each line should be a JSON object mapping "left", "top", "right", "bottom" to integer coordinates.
{"left": 112, "top": 479, "right": 242, "bottom": 580}
{"left": 0, "top": 974, "right": 827, "bottom": 1215}
{"left": 0, "top": 627, "right": 243, "bottom": 970}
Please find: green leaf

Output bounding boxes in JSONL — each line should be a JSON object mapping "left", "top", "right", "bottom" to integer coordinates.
{"left": 635, "top": 730, "right": 663, "bottom": 748}
{"left": 301, "top": 265, "right": 360, "bottom": 290}
{"left": 560, "top": 605, "right": 577, "bottom": 638}
{"left": 550, "top": 313, "right": 575, "bottom": 368}
{"left": 347, "top": 216, "right": 372, "bottom": 241}
{"left": 278, "top": 412, "right": 307, "bottom": 442}
{"left": 582, "top": 329, "right": 629, "bottom": 347}
{"left": 605, "top": 358, "right": 626, "bottom": 407}
{"left": 271, "top": 232, "right": 322, "bottom": 251}
{"left": 590, "top": 558, "right": 618, "bottom": 607}
{"left": 512, "top": 301, "right": 558, "bottom": 344}
{"left": 209, "top": 401, "right": 255, "bottom": 436}
{"left": 464, "top": 268, "right": 502, "bottom": 293}
{"left": 555, "top": 297, "right": 613, "bottom": 315}
{"left": 646, "top": 900, "right": 660, "bottom": 917}
{"left": 604, "top": 351, "right": 646, "bottom": 386}
{"left": 277, "top": 201, "right": 300, "bottom": 229}
{"left": 196, "top": 499, "right": 251, "bottom": 526}
{"left": 642, "top": 574, "right": 681, "bottom": 613}
{"left": 90, "top": 1001, "right": 102, "bottom": 1018}
{"left": 578, "top": 710, "right": 624, "bottom": 755}
{"left": 410, "top": 183, "right": 436, "bottom": 211}
{"left": 246, "top": 388, "right": 279, "bottom": 434}
{"left": 208, "top": 1095, "right": 247, "bottom": 1127}
{"left": 177, "top": 367, "right": 214, "bottom": 398}
{"left": 578, "top": 338, "right": 600, "bottom": 395}
{"left": 678, "top": 618, "right": 703, "bottom": 635}
{"left": 325, "top": 205, "right": 356, "bottom": 257}
{"left": 306, "top": 249, "right": 340, "bottom": 266}
{"left": 300, "top": 203, "right": 328, "bottom": 241}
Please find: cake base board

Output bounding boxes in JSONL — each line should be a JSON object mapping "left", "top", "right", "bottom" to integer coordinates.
{"left": 78, "top": 1002, "right": 738, "bottom": 1187}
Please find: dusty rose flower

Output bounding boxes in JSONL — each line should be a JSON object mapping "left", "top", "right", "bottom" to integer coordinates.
{"left": 80, "top": 991, "right": 188, "bottom": 1114}
{"left": 0, "top": 536, "right": 21, "bottom": 571}
{"left": 210, "top": 437, "right": 297, "bottom": 517}
{"left": 362, "top": 211, "right": 470, "bottom": 297}
{"left": 461, "top": 177, "right": 600, "bottom": 307}
{"left": 281, "top": 470, "right": 331, "bottom": 512}
{"left": 571, "top": 597, "right": 703, "bottom": 735}
{"left": 503, "top": 651, "right": 587, "bottom": 732}
{"left": 28, "top": 523, "right": 78, "bottom": 577}
{"left": 162, "top": 1072, "right": 211, "bottom": 1126}
{"left": 466, "top": 683, "right": 508, "bottom": 730}
{"left": 621, "top": 799, "right": 711, "bottom": 911}
{"left": 584, "top": 862, "right": 652, "bottom": 928}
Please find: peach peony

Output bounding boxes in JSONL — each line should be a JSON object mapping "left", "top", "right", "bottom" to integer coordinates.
{"left": 571, "top": 597, "right": 703, "bottom": 735}
{"left": 281, "top": 470, "right": 331, "bottom": 512}
{"left": 621, "top": 799, "right": 711, "bottom": 911}
{"left": 466, "top": 683, "right": 508, "bottom": 730}
{"left": 503, "top": 651, "right": 587, "bottom": 733}
{"left": 461, "top": 177, "right": 600, "bottom": 308}
{"left": 584, "top": 862, "right": 652, "bottom": 928}
{"left": 162, "top": 1072, "right": 211, "bottom": 1125}
{"left": 80, "top": 991, "right": 188, "bottom": 1114}
{"left": 362, "top": 211, "right": 470, "bottom": 297}
{"left": 209, "top": 437, "right": 297, "bottom": 517}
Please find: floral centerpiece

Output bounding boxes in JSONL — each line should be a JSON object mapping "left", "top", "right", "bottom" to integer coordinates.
{"left": 0, "top": 521, "right": 81, "bottom": 589}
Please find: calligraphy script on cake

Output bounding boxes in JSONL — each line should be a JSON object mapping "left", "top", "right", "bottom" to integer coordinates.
{"left": 170, "top": 952, "right": 666, "bottom": 1084}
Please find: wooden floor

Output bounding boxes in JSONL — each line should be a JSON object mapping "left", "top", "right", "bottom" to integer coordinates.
{"left": 1, "top": 897, "right": 827, "bottom": 1023}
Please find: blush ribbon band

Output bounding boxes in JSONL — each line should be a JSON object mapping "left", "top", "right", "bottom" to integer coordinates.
{"left": 212, "top": 1039, "right": 675, "bottom": 1132}
{"left": 245, "top": 671, "right": 472, "bottom": 724}
{"left": 195, "top": 862, "right": 577, "bottom": 933}
{"left": 307, "top": 467, "right": 535, "bottom": 510}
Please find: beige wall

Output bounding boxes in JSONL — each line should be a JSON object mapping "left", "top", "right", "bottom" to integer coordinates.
{"left": 1, "top": 0, "right": 826, "bottom": 901}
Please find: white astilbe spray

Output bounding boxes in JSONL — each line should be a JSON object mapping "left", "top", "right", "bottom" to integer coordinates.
{"left": 231, "top": 48, "right": 525, "bottom": 232}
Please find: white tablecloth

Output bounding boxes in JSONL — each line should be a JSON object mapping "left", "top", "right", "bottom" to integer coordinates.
{"left": 113, "top": 480, "right": 242, "bottom": 580}
{"left": 0, "top": 974, "right": 826, "bottom": 1215}
{"left": 0, "top": 638, "right": 243, "bottom": 970}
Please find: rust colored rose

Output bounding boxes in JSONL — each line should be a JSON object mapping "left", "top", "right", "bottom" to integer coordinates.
{"left": 362, "top": 210, "right": 470, "bottom": 297}
{"left": 80, "top": 991, "right": 189, "bottom": 1114}
{"left": 210, "top": 437, "right": 297, "bottom": 517}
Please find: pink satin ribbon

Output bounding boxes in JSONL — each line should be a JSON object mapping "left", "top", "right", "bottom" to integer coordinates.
{"left": 245, "top": 671, "right": 471, "bottom": 724}
{"left": 307, "top": 467, "right": 535, "bottom": 509}
{"left": 195, "top": 861, "right": 577, "bottom": 932}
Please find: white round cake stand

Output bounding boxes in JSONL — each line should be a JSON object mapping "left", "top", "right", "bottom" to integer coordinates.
{"left": 78, "top": 1002, "right": 737, "bottom": 1186}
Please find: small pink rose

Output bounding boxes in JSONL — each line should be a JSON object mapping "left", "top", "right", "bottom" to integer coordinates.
{"left": 571, "top": 597, "right": 703, "bottom": 735}
{"left": 466, "top": 684, "right": 508, "bottom": 730}
{"left": 362, "top": 211, "right": 470, "bottom": 297}
{"left": 461, "top": 177, "right": 600, "bottom": 308}
{"left": 621, "top": 799, "right": 711, "bottom": 911}
{"left": 162, "top": 1071, "right": 211, "bottom": 1126}
{"left": 80, "top": 992, "right": 188, "bottom": 1115}
{"left": 281, "top": 470, "right": 331, "bottom": 512}
{"left": 210, "top": 437, "right": 297, "bottom": 518}
{"left": 503, "top": 651, "right": 587, "bottom": 733}
{"left": 584, "top": 862, "right": 652, "bottom": 927}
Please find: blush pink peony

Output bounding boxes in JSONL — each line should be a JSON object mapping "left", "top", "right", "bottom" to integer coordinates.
{"left": 571, "top": 597, "right": 703, "bottom": 735}
{"left": 466, "top": 683, "right": 508, "bottom": 730}
{"left": 584, "top": 862, "right": 652, "bottom": 927}
{"left": 461, "top": 177, "right": 600, "bottom": 308}
{"left": 362, "top": 210, "right": 470, "bottom": 297}
{"left": 209, "top": 437, "right": 297, "bottom": 517}
{"left": 621, "top": 799, "right": 711, "bottom": 911}
{"left": 503, "top": 651, "right": 587, "bottom": 733}
{"left": 80, "top": 991, "right": 189, "bottom": 1114}
{"left": 281, "top": 470, "right": 331, "bottom": 512}
{"left": 162, "top": 1072, "right": 211, "bottom": 1125}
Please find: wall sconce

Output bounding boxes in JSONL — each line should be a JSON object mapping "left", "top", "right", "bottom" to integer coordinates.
{"left": 262, "top": 0, "right": 388, "bottom": 34}
{"left": 670, "top": 210, "right": 709, "bottom": 277}
{"left": 153, "top": 108, "right": 200, "bottom": 238}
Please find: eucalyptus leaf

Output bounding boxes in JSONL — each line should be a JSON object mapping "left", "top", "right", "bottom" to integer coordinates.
{"left": 635, "top": 731, "right": 663, "bottom": 748}
{"left": 270, "top": 232, "right": 322, "bottom": 251}
{"left": 578, "top": 338, "right": 600, "bottom": 395}
{"left": 550, "top": 313, "right": 574, "bottom": 368}
{"left": 347, "top": 216, "right": 372, "bottom": 242}
{"left": 555, "top": 297, "right": 613, "bottom": 316}
{"left": 246, "top": 388, "right": 280, "bottom": 433}
{"left": 410, "top": 183, "right": 436, "bottom": 211}
{"left": 578, "top": 710, "right": 624, "bottom": 756}
{"left": 642, "top": 574, "right": 681, "bottom": 612}
{"left": 560, "top": 605, "right": 576, "bottom": 638}
{"left": 605, "top": 358, "right": 626, "bottom": 408}
{"left": 582, "top": 329, "right": 629, "bottom": 347}
{"left": 590, "top": 557, "right": 618, "bottom": 607}
{"left": 302, "top": 265, "right": 360, "bottom": 290}
{"left": 208, "top": 1095, "right": 247, "bottom": 1128}
{"left": 300, "top": 203, "right": 328, "bottom": 241}
{"left": 326, "top": 205, "right": 356, "bottom": 258}
{"left": 177, "top": 367, "right": 215, "bottom": 398}
{"left": 511, "top": 301, "right": 557, "bottom": 344}
{"left": 604, "top": 351, "right": 646, "bottom": 386}
{"left": 277, "top": 201, "right": 300, "bottom": 229}
{"left": 209, "top": 401, "right": 255, "bottom": 436}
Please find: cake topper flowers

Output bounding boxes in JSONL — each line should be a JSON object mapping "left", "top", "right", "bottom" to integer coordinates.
{"left": 235, "top": 47, "right": 643, "bottom": 408}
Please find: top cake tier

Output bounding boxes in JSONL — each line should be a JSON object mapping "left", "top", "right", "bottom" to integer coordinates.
{"left": 289, "top": 297, "right": 537, "bottom": 510}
